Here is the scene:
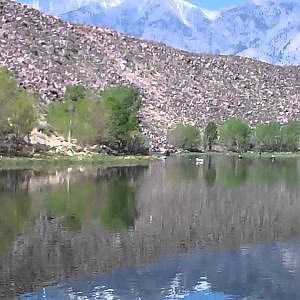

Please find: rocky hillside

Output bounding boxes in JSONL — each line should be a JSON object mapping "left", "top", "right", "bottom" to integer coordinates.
{"left": 1, "top": 0, "right": 300, "bottom": 148}
{"left": 22, "top": 0, "right": 300, "bottom": 66}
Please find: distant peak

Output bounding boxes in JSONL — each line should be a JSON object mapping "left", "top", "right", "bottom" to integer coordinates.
{"left": 97, "top": 0, "right": 123, "bottom": 8}
{"left": 200, "top": 8, "right": 220, "bottom": 20}
{"left": 250, "top": 0, "right": 299, "bottom": 5}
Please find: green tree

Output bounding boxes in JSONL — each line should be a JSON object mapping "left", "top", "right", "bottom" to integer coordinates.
{"left": 253, "top": 122, "right": 281, "bottom": 152}
{"left": 101, "top": 86, "right": 141, "bottom": 150}
{"left": 7, "top": 90, "right": 37, "bottom": 140}
{"left": 0, "top": 68, "right": 37, "bottom": 141}
{"left": 47, "top": 96, "right": 108, "bottom": 145}
{"left": 281, "top": 121, "right": 300, "bottom": 152}
{"left": 64, "top": 85, "right": 87, "bottom": 102}
{"left": 220, "top": 118, "right": 251, "bottom": 152}
{"left": 204, "top": 121, "right": 218, "bottom": 150}
{"left": 167, "top": 124, "right": 201, "bottom": 150}
{"left": 47, "top": 85, "right": 146, "bottom": 153}
{"left": 0, "top": 69, "right": 16, "bottom": 134}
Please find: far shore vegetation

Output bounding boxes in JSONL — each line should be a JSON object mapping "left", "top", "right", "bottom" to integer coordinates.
{"left": 0, "top": 67, "right": 299, "bottom": 160}
{"left": 0, "top": 154, "right": 155, "bottom": 171}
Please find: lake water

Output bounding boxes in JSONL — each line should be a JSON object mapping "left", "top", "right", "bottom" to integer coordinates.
{"left": 0, "top": 156, "right": 300, "bottom": 299}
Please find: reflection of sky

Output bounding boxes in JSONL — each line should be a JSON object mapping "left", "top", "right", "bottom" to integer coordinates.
{"left": 22, "top": 285, "right": 232, "bottom": 300}
{"left": 175, "top": 292, "right": 230, "bottom": 300}
{"left": 22, "top": 241, "right": 300, "bottom": 300}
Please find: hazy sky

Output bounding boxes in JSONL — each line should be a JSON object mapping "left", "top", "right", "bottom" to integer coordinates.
{"left": 191, "top": 0, "right": 300, "bottom": 10}
{"left": 190, "top": 0, "right": 248, "bottom": 9}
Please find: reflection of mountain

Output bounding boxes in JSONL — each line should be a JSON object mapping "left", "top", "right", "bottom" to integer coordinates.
{"left": 23, "top": 241, "right": 300, "bottom": 299}
{"left": 0, "top": 158, "right": 300, "bottom": 297}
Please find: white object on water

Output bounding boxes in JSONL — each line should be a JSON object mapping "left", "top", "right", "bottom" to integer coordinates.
{"left": 195, "top": 158, "right": 204, "bottom": 165}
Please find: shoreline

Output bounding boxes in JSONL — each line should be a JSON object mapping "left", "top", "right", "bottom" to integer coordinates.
{"left": 0, "top": 151, "right": 299, "bottom": 170}
{"left": 176, "top": 151, "right": 300, "bottom": 159}
{"left": 0, "top": 153, "right": 157, "bottom": 170}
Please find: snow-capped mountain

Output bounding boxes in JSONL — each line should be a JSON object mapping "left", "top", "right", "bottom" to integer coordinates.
{"left": 20, "top": 0, "right": 300, "bottom": 65}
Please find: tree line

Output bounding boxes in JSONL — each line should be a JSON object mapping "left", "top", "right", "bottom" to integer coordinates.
{"left": 0, "top": 68, "right": 299, "bottom": 155}
{"left": 47, "top": 84, "right": 148, "bottom": 154}
{"left": 0, "top": 68, "right": 148, "bottom": 155}
{"left": 168, "top": 118, "right": 300, "bottom": 153}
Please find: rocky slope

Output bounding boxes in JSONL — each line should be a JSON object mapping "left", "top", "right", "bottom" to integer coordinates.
{"left": 1, "top": 0, "right": 300, "bottom": 148}
{"left": 23, "top": 0, "right": 300, "bottom": 66}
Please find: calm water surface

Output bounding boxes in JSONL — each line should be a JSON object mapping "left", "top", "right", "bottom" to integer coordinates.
{"left": 0, "top": 156, "right": 300, "bottom": 299}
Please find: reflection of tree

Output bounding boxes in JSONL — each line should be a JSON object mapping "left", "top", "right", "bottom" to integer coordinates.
{"left": 0, "top": 169, "right": 35, "bottom": 192}
{"left": 100, "top": 178, "right": 138, "bottom": 231}
{"left": 0, "top": 191, "right": 32, "bottom": 255}
{"left": 0, "top": 170, "right": 35, "bottom": 254}
{"left": 219, "top": 158, "right": 250, "bottom": 189}
{"left": 203, "top": 157, "right": 216, "bottom": 187}
{"left": 218, "top": 158, "right": 299, "bottom": 188}
{"left": 166, "top": 158, "right": 199, "bottom": 182}
{"left": 43, "top": 180, "right": 103, "bottom": 232}
{"left": 179, "top": 159, "right": 199, "bottom": 181}
{"left": 252, "top": 159, "right": 299, "bottom": 185}
{"left": 62, "top": 215, "right": 82, "bottom": 232}
{"left": 42, "top": 167, "right": 143, "bottom": 232}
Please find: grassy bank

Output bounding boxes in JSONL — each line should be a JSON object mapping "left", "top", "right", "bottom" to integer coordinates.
{"left": 177, "top": 151, "right": 300, "bottom": 159}
{"left": 1, "top": 150, "right": 299, "bottom": 170}
{"left": 0, "top": 153, "right": 157, "bottom": 170}
{"left": 236, "top": 151, "right": 300, "bottom": 158}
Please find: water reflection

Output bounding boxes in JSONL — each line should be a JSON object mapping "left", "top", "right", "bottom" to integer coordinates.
{"left": 203, "top": 157, "right": 216, "bottom": 187}
{"left": 23, "top": 241, "right": 300, "bottom": 299}
{"left": 0, "top": 156, "right": 300, "bottom": 298}
{"left": 0, "top": 166, "right": 144, "bottom": 254}
{"left": 100, "top": 178, "right": 137, "bottom": 231}
{"left": 252, "top": 159, "right": 299, "bottom": 185}
{"left": 42, "top": 166, "right": 143, "bottom": 232}
{"left": 219, "top": 158, "right": 250, "bottom": 188}
{"left": 0, "top": 189, "right": 32, "bottom": 255}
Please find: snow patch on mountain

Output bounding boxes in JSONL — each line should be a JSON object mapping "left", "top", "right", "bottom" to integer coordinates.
{"left": 200, "top": 8, "right": 220, "bottom": 20}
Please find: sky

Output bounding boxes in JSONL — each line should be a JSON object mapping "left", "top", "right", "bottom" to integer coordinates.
{"left": 190, "top": 0, "right": 248, "bottom": 9}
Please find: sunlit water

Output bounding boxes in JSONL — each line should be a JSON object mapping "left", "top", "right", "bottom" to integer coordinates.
{"left": 0, "top": 156, "right": 300, "bottom": 299}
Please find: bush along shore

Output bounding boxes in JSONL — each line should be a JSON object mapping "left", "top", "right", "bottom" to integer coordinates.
{"left": 0, "top": 68, "right": 299, "bottom": 161}
{"left": 0, "top": 68, "right": 149, "bottom": 159}
{"left": 167, "top": 119, "right": 300, "bottom": 155}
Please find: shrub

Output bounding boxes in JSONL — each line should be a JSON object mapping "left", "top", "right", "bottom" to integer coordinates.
{"left": 253, "top": 122, "right": 281, "bottom": 152}
{"left": 7, "top": 90, "right": 37, "bottom": 140}
{"left": 0, "top": 68, "right": 37, "bottom": 141}
{"left": 168, "top": 124, "right": 201, "bottom": 150}
{"left": 64, "top": 85, "right": 87, "bottom": 102}
{"left": 204, "top": 121, "right": 218, "bottom": 150}
{"left": 281, "top": 121, "right": 300, "bottom": 152}
{"left": 220, "top": 118, "right": 250, "bottom": 152}
{"left": 126, "top": 131, "right": 149, "bottom": 155}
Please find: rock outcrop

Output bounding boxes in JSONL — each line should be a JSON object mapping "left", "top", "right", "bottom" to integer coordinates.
{"left": 0, "top": 0, "right": 300, "bottom": 148}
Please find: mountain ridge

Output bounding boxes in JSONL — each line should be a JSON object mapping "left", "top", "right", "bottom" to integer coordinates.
{"left": 1, "top": 0, "right": 300, "bottom": 148}
{"left": 22, "top": 0, "right": 300, "bottom": 65}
